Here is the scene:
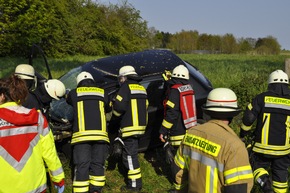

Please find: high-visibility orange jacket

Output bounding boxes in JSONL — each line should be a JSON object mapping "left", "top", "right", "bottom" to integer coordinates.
{"left": 0, "top": 102, "right": 65, "bottom": 193}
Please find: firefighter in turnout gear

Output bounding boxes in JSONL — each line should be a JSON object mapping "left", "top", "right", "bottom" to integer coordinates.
{"left": 240, "top": 69, "right": 290, "bottom": 193}
{"left": 0, "top": 75, "right": 65, "bottom": 193}
{"left": 159, "top": 65, "right": 197, "bottom": 170}
{"left": 67, "top": 72, "right": 111, "bottom": 193}
{"left": 172, "top": 88, "right": 253, "bottom": 193}
{"left": 111, "top": 65, "right": 148, "bottom": 192}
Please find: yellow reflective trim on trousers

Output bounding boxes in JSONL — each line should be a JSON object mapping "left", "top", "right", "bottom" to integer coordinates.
{"left": 261, "top": 113, "right": 270, "bottom": 144}
{"left": 131, "top": 99, "right": 138, "bottom": 126}
{"left": 224, "top": 165, "right": 253, "bottom": 184}
{"left": 73, "top": 187, "right": 89, "bottom": 193}
{"left": 128, "top": 168, "right": 142, "bottom": 179}
{"left": 77, "top": 101, "right": 85, "bottom": 131}
{"left": 273, "top": 181, "right": 288, "bottom": 193}
{"left": 89, "top": 175, "right": 106, "bottom": 187}
{"left": 116, "top": 94, "right": 123, "bottom": 102}
{"left": 73, "top": 180, "right": 90, "bottom": 186}
{"left": 162, "top": 119, "right": 173, "bottom": 129}
{"left": 99, "top": 101, "right": 106, "bottom": 132}
{"left": 166, "top": 100, "right": 175, "bottom": 108}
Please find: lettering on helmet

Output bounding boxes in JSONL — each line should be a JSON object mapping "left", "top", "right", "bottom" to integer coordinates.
{"left": 183, "top": 134, "right": 221, "bottom": 157}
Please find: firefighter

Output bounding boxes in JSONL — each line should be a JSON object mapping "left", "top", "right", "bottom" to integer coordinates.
{"left": 66, "top": 71, "right": 111, "bottom": 193}
{"left": 14, "top": 63, "right": 37, "bottom": 90}
{"left": 0, "top": 74, "right": 65, "bottom": 193}
{"left": 240, "top": 69, "right": 290, "bottom": 193}
{"left": 111, "top": 65, "right": 148, "bottom": 192}
{"left": 159, "top": 65, "right": 197, "bottom": 165}
{"left": 171, "top": 88, "right": 254, "bottom": 193}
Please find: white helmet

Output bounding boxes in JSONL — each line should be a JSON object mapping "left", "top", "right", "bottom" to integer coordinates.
{"left": 171, "top": 65, "right": 189, "bottom": 80}
{"left": 77, "top": 71, "right": 94, "bottom": 85}
{"left": 202, "top": 88, "right": 241, "bottom": 119}
{"left": 119, "top": 65, "right": 137, "bottom": 77}
{"left": 268, "top": 69, "right": 289, "bottom": 84}
{"left": 15, "top": 64, "right": 35, "bottom": 80}
{"left": 44, "top": 79, "right": 66, "bottom": 100}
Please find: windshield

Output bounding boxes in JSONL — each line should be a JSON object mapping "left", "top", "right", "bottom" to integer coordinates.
{"left": 59, "top": 66, "right": 82, "bottom": 90}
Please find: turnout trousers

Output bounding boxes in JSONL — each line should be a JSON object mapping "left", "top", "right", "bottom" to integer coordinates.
{"left": 252, "top": 153, "right": 290, "bottom": 193}
{"left": 122, "top": 137, "right": 142, "bottom": 189}
{"left": 73, "top": 142, "right": 109, "bottom": 193}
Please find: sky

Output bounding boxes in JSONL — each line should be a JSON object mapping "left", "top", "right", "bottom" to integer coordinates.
{"left": 99, "top": 0, "right": 290, "bottom": 50}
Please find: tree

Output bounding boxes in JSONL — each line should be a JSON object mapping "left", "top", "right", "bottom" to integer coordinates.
{"left": 255, "top": 36, "right": 280, "bottom": 55}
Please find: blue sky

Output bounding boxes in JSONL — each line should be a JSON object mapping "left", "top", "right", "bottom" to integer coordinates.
{"left": 100, "top": 0, "right": 290, "bottom": 50}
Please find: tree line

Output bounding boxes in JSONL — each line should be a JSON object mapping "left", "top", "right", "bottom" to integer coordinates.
{"left": 0, "top": 0, "right": 281, "bottom": 57}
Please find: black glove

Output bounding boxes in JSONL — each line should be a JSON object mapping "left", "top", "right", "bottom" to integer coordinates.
{"left": 239, "top": 128, "right": 251, "bottom": 139}
{"left": 163, "top": 141, "right": 175, "bottom": 165}
{"left": 110, "top": 137, "right": 124, "bottom": 159}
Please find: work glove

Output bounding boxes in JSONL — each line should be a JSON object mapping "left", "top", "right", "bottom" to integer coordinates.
{"left": 163, "top": 141, "right": 175, "bottom": 165}
{"left": 162, "top": 70, "right": 172, "bottom": 81}
{"left": 110, "top": 137, "right": 124, "bottom": 159}
{"left": 54, "top": 185, "right": 65, "bottom": 193}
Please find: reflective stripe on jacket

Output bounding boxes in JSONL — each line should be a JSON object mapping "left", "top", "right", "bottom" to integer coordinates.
{"left": 171, "top": 84, "right": 197, "bottom": 129}
{"left": 113, "top": 81, "right": 148, "bottom": 138}
{"left": 174, "top": 120, "right": 253, "bottom": 193}
{"left": 241, "top": 91, "right": 290, "bottom": 156}
{"left": 0, "top": 102, "right": 64, "bottom": 193}
{"left": 67, "top": 86, "right": 110, "bottom": 144}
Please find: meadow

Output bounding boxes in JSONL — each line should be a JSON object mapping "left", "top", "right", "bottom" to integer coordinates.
{"left": 1, "top": 53, "right": 290, "bottom": 193}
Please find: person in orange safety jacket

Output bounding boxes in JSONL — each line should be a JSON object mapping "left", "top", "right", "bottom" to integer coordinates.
{"left": 171, "top": 88, "right": 253, "bottom": 193}
{"left": 0, "top": 74, "right": 65, "bottom": 193}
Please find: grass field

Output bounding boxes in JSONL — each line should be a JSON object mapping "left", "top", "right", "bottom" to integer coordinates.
{"left": 1, "top": 53, "right": 290, "bottom": 193}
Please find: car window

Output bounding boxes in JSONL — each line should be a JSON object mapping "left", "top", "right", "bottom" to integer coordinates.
{"left": 141, "top": 78, "right": 165, "bottom": 109}
{"left": 59, "top": 66, "right": 82, "bottom": 90}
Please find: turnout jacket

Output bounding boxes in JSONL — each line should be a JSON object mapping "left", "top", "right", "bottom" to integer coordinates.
{"left": 241, "top": 87, "right": 290, "bottom": 156}
{"left": 160, "top": 79, "right": 196, "bottom": 146}
{"left": 67, "top": 83, "right": 111, "bottom": 144}
{"left": 112, "top": 80, "right": 148, "bottom": 138}
{"left": 0, "top": 102, "right": 64, "bottom": 193}
{"left": 173, "top": 120, "right": 253, "bottom": 193}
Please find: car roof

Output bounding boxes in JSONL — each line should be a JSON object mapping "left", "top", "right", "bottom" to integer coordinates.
{"left": 81, "top": 49, "right": 187, "bottom": 84}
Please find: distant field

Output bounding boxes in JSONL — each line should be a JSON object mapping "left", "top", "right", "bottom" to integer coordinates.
{"left": 1, "top": 53, "right": 290, "bottom": 193}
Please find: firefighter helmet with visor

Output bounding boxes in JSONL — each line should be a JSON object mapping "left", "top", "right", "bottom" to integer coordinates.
{"left": 268, "top": 69, "right": 289, "bottom": 84}
{"left": 171, "top": 65, "right": 189, "bottom": 80}
{"left": 202, "top": 88, "right": 241, "bottom": 119}
{"left": 76, "top": 71, "right": 94, "bottom": 85}
{"left": 44, "top": 79, "right": 66, "bottom": 100}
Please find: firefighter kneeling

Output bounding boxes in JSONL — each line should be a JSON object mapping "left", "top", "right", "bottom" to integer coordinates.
{"left": 171, "top": 88, "right": 253, "bottom": 193}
